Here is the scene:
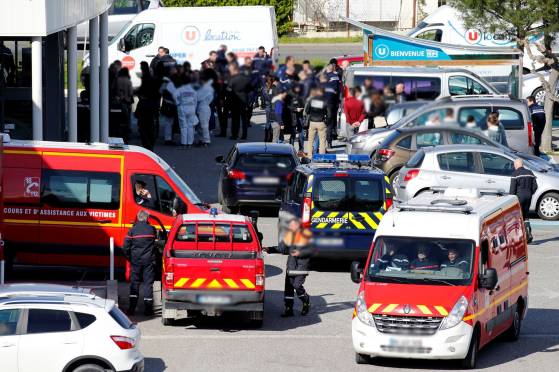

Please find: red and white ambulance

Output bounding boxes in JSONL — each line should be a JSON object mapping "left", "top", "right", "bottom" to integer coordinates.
{"left": 0, "top": 137, "right": 204, "bottom": 274}
{"left": 351, "top": 188, "right": 528, "bottom": 368}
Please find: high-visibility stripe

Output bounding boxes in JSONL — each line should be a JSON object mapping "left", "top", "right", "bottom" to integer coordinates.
{"left": 174, "top": 278, "right": 189, "bottom": 288}
{"left": 316, "top": 223, "right": 328, "bottom": 229}
{"left": 368, "top": 303, "right": 382, "bottom": 313}
{"left": 434, "top": 306, "right": 448, "bottom": 316}
{"left": 331, "top": 223, "right": 343, "bottom": 229}
{"left": 385, "top": 188, "right": 391, "bottom": 194}
{"left": 463, "top": 280, "right": 527, "bottom": 321}
{"left": 327, "top": 212, "right": 339, "bottom": 218}
{"left": 190, "top": 278, "right": 206, "bottom": 288}
{"left": 207, "top": 279, "right": 223, "bottom": 289}
{"left": 312, "top": 211, "right": 324, "bottom": 218}
{"left": 223, "top": 279, "right": 239, "bottom": 289}
{"left": 417, "top": 305, "right": 433, "bottom": 315}
{"left": 385, "top": 176, "right": 390, "bottom": 183}
{"left": 382, "top": 304, "right": 398, "bottom": 313}
{"left": 240, "top": 279, "right": 255, "bottom": 289}
{"left": 349, "top": 213, "right": 365, "bottom": 230}
{"left": 373, "top": 211, "right": 384, "bottom": 221}
{"left": 359, "top": 212, "right": 378, "bottom": 229}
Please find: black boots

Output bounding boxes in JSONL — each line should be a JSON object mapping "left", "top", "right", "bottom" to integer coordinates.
{"left": 301, "top": 298, "right": 311, "bottom": 316}
{"left": 144, "top": 300, "right": 154, "bottom": 316}
{"left": 127, "top": 297, "right": 138, "bottom": 316}
{"left": 525, "top": 221, "right": 533, "bottom": 243}
{"left": 281, "top": 307, "right": 294, "bottom": 318}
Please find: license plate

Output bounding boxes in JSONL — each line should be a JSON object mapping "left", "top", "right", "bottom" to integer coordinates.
{"left": 197, "top": 295, "right": 231, "bottom": 305}
{"left": 388, "top": 337, "right": 423, "bottom": 347}
{"left": 316, "top": 237, "right": 344, "bottom": 246}
{"left": 253, "top": 177, "right": 280, "bottom": 185}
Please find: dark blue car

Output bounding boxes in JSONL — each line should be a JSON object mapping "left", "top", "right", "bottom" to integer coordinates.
{"left": 216, "top": 143, "right": 300, "bottom": 213}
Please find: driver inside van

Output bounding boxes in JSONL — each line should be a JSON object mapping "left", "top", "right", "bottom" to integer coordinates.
{"left": 376, "top": 245, "right": 410, "bottom": 271}
{"left": 440, "top": 247, "right": 468, "bottom": 272}
{"left": 410, "top": 245, "right": 439, "bottom": 270}
{"left": 134, "top": 180, "right": 154, "bottom": 209}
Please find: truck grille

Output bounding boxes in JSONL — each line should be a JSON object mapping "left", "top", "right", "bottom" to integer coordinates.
{"left": 373, "top": 315, "right": 442, "bottom": 336}
{"left": 380, "top": 345, "right": 433, "bottom": 354}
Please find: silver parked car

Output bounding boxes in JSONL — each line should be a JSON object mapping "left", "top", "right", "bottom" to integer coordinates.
{"left": 348, "top": 95, "right": 535, "bottom": 156}
{"left": 397, "top": 145, "right": 559, "bottom": 220}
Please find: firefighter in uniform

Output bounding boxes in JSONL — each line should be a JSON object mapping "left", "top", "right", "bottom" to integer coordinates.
{"left": 279, "top": 218, "right": 314, "bottom": 317}
{"left": 123, "top": 210, "right": 157, "bottom": 316}
{"left": 510, "top": 158, "right": 538, "bottom": 242}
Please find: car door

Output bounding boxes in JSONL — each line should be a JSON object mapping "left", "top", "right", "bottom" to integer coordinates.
{"left": 218, "top": 147, "right": 237, "bottom": 204}
{"left": 278, "top": 172, "right": 306, "bottom": 242}
{"left": 479, "top": 152, "right": 515, "bottom": 192}
{"left": 18, "top": 308, "right": 83, "bottom": 372}
{"left": 434, "top": 151, "right": 481, "bottom": 189}
{"left": 0, "top": 308, "right": 22, "bottom": 372}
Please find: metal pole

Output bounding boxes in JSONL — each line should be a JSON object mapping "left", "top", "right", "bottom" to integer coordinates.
{"left": 32, "top": 37, "right": 43, "bottom": 140}
{"left": 345, "top": 0, "right": 349, "bottom": 38}
{"left": 89, "top": 17, "right": 100, "bottom": 142}
{"left": 0, "top": 261, "right": 4, "bottom": 285}
{"left": 99, "top": 12, "right": 109, "bottom": 143}
{"left": 67, "top": 26, "right": 78, "bottom": 142}
{"left": 110, "top": 237, "right": 114, "bottom": 281}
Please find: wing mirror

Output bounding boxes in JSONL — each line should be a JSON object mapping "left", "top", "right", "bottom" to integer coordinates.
{"left": 350, "top": 261, "right": 363, "bottom": 284}
{"left": 480, "top": 268, "right": 498, "bottom": 290}
{"left": 118, "top": 38, "right": 126, "bottom": 52}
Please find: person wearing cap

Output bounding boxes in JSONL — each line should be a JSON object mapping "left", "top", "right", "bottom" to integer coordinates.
{"left": 123, "top": 210, "right": 157, "bottom": 316}
{"left": 280, "top": 219, "right": 314, "bottom": 317}
{"left": 410, "top": 245, "right": 439, "bottom": 270}
{"left": 440, "top": 248, "right": 468, "bottom": 272}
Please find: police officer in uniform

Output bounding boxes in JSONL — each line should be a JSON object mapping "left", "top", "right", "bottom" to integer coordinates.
{"left": 510, "top": 158, "right": 538, "bottom": 242}
{"left": 123, "top": 210, "right": 157, "bottom": 316}
{"left": 527, "top": 96, "right": 546, "bottom": 156}
{"left": 279, "top": 219, "right": 313, "bottom": 317}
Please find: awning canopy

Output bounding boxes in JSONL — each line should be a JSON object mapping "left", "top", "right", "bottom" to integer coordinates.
{"left": 0, "top": 0, "right": 112, "bottom": 37}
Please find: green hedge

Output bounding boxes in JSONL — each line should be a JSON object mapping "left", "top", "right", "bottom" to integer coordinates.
{"left": 164, "top": 0, "right": 293, "bottom": 36}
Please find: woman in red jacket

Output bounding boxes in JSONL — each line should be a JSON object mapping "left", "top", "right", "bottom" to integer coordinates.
{"left": 343, "top": 87, "right": 366, "bottom": 140}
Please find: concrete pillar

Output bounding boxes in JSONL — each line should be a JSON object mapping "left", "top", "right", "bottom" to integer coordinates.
{"left": 67, "top": 26, "right": 78, "bottom": 142}
{"left": 89, "top": 17, "right": 100, "bottom": 142}
{"left": 100, "top": 11, "right": 109, "bottom": 143}
{"left": 32, "top": 37, "right": 43, "bottom": 141}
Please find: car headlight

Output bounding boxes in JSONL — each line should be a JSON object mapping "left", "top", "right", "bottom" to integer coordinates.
{"left": 355, "top": 291, "right": 375, "bottom": 327}
{"left": 439, "top": 295, "right": 468, "bottom": 330}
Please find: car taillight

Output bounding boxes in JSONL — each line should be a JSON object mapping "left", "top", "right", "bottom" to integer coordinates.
{"left": 385, "top": 198, "right": 393, "bottom": 210}
{"left": 378, "top": 149, "right": 395, "bottom": 161}
{"left": 256, "top": 274, "right": 265, "bottom": 287}
{"left": 302, "top": 197, "right": 312, "bottom": 228}
{"left": 111, "top": 335, "right": 135, "bottom": 350}
{"left": 404, "top": 169, "right": 420, "bottom": 182}
{"left": 335, "top": 172, "right": 349, "bottom": 177}
{"left": 527, "top": 121, "right": 534, "bottom": 147}
{"left": 165, "top": 270, "right": 174, "bottom": 287}
{"left": 228, "top": 169, "right": 246, "bottom": 180}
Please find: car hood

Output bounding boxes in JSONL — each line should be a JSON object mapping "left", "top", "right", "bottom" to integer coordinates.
{"left": 363, "top": 281, "right": 469, "bottom": 317}
{"left": 350, "top": 127, "right": 394, "bottom": 144}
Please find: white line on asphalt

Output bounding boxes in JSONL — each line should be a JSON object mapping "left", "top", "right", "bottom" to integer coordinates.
{"left": 141, "top": 334, "right": 559, "bottom": 340}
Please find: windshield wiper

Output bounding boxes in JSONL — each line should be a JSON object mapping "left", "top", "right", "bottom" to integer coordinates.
{"left": 420, "top": 277, "right": 456, "bottom": 286}
{"left": 368, "top": 275, "right": 409, "bottom": 284}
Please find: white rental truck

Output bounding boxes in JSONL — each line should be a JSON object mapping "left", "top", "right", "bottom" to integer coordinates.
{"left": 85, "top": 6, "right": 279, "bottom": 87}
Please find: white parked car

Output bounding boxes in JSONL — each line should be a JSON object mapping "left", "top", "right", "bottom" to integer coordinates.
{"left": 0, "top": 284, "right": 143, "bottom": 372}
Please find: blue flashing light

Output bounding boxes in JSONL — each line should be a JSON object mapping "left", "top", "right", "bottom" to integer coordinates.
{"left": 312, "top": 154, "right": 370, "bottom": 163}
{"left": 210, "top": 207, "right": 218, "bottom": 216}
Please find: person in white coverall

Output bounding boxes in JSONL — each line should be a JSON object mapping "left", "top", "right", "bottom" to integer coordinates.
{"left": 196, "top": 70, "right": 214, "bottom": 146}
{"left": 174, "top": 75, "right": 198, "bottom": 148}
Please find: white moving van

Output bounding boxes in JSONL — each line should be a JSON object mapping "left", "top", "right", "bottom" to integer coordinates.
{"left": 91, "top": 6, "right": 278, "bottom": 87}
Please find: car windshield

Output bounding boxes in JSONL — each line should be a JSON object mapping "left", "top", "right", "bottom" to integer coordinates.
{"left": 235, "top": 153, "right": 295, "bottom": 171}
{"left": 366, "top": 236, "right": 475, "bottom": 285}
{"left": 109, "top": 21, "right": 133, "bottom": 45}
{"left": 313, "top": 177, "right": 384, "bottom": 212}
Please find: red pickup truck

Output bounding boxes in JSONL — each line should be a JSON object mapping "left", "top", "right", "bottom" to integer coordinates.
{"left": 161, "top": 212, "right": 265, "bottom": 326}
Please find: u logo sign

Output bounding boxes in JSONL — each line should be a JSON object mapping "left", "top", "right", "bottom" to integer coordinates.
{"left": 465, "top": 29, "right": 481, "bottom": 44}
{"left": 182, "top": 26, "right": 200, "bottom": 45}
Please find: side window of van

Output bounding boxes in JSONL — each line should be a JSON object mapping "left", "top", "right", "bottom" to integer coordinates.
{"left": 124, "top": 23, "right": 155, "bottom": 51}
{"left": 41, "top": 170, "right": 120, "bottom": 209}
{"left": 449, "top": 76, "right": 490, "bottom": 96}
{"left": 391, "top": 77, "right": 441, "bottom": 100}
{"left": 494, "top": 107, "right": 524, "bottom": 130}
{"left": 133, "top": 174, "right": 184, "bottom": 216}
{"left": 415, "top": 29, "right": 443, "bottom": 42}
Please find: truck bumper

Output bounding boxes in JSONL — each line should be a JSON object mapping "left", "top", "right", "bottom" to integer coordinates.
{"left": 164, "top": 290, "right": 264, "bottom": 312}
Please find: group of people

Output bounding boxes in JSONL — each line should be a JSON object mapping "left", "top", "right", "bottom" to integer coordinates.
{"left": 376, "top": 245, "right": 469, "bottom": 272}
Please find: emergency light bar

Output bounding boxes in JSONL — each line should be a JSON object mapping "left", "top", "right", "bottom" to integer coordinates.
{"left": 312, "top": 154, "right": 370, "bottom": 163}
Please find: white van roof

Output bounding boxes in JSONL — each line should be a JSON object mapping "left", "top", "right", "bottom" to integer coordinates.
{"left": 417, "top": 5, "right": 460, "bottom": 26}
{"left": 378, "top": 189, "right": 519, "bottom": 241}
{"left": 347, "top": 66, "right": 475, "bottom": 75}
{"left": 133, "top": 6, "right": 274, "bottom": 23}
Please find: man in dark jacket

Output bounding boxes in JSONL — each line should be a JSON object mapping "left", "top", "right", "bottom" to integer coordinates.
{"left": 279, "top": 219, "right": 314, "bottom": 317}
{"left": 510, "top": 158, "right": 538, "bottom": 242}
{"left": 527, "top": 96, "right": 546, "bottom": 156}
{"left": 227, "top": 63, "right": 253, "bottom": 139}
{"left": 304, "top": 87, "right": 329, "bottom": 154}
{"left": 123, "top": 210, "right": 157, "bottom": 316}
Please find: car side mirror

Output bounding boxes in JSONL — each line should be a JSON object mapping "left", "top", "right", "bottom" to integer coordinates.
{"left": 301, "top": 157, "right": 312, "bottom": 165}
{"left": 480, "top": 268, "right": 498, "bottom": 290}
{"left": 118, "top": 38, "right": 126, "bottom": 52}
{"left": 350, "top": 261, "right": 363, "bottom": 284}
{"left": 215, "top": 155, "right": 224, "bottom": 163}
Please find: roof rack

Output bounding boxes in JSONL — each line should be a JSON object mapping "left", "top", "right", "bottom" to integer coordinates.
{"left": 0, "top": 290, "right": 95, "bottom": 300}
{"left": 398, "top": 198, "right": 474, "bottom": 214}
{"left": 449, "top": 94, "right": 511, "bottom": 100}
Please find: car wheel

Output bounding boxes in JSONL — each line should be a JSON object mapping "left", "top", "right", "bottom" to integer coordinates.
{"left": 355, "top": 353, "right": 370, "bottom": 364}
{"left": 72, "top": 364, "right": 108, "bottom": 372}
{"left": 461, "top": 329, "right": 479, "bottom": 369}
{"left": 504, "top": 304, "right": 522, "bottom": 341}
{"left": 537, "top": 192, "right": 559, "bottom": 220}
{"left": 389, "top": 169, "right": 401, "bottom": 190}
{"left": 533, "top": 87, "right": 546, "bottom": 106}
